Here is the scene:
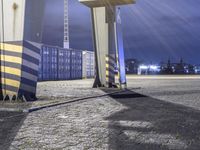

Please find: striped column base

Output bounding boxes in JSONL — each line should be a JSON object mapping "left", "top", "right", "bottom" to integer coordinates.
{"left": 0, "top": 41, "right": 41, "bottom": 101}
{"left": 106, "top": 54, "right": 118, "bottom": 88}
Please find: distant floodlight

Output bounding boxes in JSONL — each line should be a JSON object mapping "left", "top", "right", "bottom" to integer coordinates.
{"left": 150, "top": 65, "right": 158, "bottom": 70}
{"left": 139, "top": 65, "right": 148, "bottom": 70}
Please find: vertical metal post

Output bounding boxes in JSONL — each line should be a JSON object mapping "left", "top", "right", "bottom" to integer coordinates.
{"left": 115, "top": 7, "right": 127, "bottom": 88}
{"left": 63, "top": 0, "right": 69, "bottom": 49}
{"left": 91, "top": 8, "right": 102, "bottom": 88}
{"left": 106, "top": 6, "right": 117, "bottom": 87}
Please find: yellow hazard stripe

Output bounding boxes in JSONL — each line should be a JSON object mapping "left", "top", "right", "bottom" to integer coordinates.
{"left": 2, "top": 89, "right": 17, "bottom": 96}
{"left": 106, "top": 70, "right": 109, "bottom": 76}
{"left": 117, "top": 72, "right": 120, "bottom": 79}
{"left": 1, "top": 55, "right": 22, "bottom": 64}
{"left": 106, "top": 63, "right": 109, "bottom": 69}
{"left": 106, "top": 62, "right": 109, "bottom": 82}
{"left": 0, "top": 43, "right": 23, "bottom": 53}
{"left": 1, "top": 66, "right": 21, "bottom": 76}
{"left": 106, "top": 70, "right": 109, "bottom": 82}
{"left": 106, "top": 56, "right": 109, "bottom": 61}
{"left": 1, "top": 78, "right": 20, "bottom": 88}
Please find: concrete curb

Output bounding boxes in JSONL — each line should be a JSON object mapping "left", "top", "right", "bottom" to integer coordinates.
{"left": 26, "top": 92, "right": 119, "bottom": 113}
{"left": 0, "top": 88, "right": 141, "bottom": 113}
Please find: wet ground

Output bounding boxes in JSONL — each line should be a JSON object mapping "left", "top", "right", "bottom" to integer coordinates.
{"left": 1, "top": 75, "right": 200, "bottom": 150}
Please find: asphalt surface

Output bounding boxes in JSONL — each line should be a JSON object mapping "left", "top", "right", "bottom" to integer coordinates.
{"left": 1, "top": 75, "right": 200, "bottom": 150}
{"left": 127, "top": 75, "right": 200, "bottom": 110}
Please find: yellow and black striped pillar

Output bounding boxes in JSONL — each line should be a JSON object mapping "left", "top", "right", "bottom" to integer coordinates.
{"left": 106, "top": 54, "right": 117, "bottom": 88}
{"left": 0, "top": 41, "right": 40, "bottom": 101}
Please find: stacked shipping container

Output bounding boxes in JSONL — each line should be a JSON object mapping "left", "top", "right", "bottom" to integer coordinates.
{"left": 71, "top": 50, "right": 83, "bottom": 79}
{"left": 38, "top": 45, "right": 94, "bottom": 81}
{"left": 58, "top": 49, "right": 71, "bottom": 80}
{"left": 82, "top": 51, "right": 95, "bottom": 78}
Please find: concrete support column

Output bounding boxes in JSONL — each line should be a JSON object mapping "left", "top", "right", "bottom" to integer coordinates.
{"left": 106, "top": 7, "right": 117, "bottom": 87}
{"left": 80, "top": 0, "right": 135, "bottom": 88}
{"left": 91, "top": 6, "right": 117, "bottom": 88}
{"left": 0, "top": 0, "right": 45, "bottom": 101}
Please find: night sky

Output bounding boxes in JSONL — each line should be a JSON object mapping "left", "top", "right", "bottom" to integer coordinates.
{"left": 43, "top": 0, "right": 200, "bottom": 64}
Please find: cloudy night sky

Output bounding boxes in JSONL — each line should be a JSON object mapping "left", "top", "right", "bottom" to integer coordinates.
{"left": 43, "top": 0, "right": 200, "bottom": 64}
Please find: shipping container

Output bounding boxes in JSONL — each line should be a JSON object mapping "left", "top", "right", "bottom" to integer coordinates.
{"left": 82, "top": 51, "right": 95, "bottom": 78}
{"left": 50, "top": 47, "right": 58, "bottom": 80}
{"left": 58, "top": 49, "right": 71, "bottom": 80}
{"left": 38, "top": 45, "right": 83, "bottom": 81}
{"left": 70, "top": 50, "right": 82, "bottom": 79}
{"left": 41, "top": 45, "right": 52, "bottom": 81}
{"left": 38, "top": 48, "right": 43, "bottom": 81}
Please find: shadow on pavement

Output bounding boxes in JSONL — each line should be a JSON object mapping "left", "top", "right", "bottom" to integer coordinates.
{"left": 0, "top": 111, "right": 27, "bottom": 150}
{"left": 103, "top": 89, "right": 200, "bottom": 150}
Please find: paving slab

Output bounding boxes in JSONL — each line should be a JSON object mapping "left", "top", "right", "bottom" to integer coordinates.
{"left": 0, "top": 79, "right": 102, "bottom": 112}
{"left": 0, "top": 76, "right": 200, "bottom": 150}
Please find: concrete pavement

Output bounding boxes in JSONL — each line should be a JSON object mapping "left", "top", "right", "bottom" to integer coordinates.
{"left": 1, "top": 76, "right": 200, "bottom": 149}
